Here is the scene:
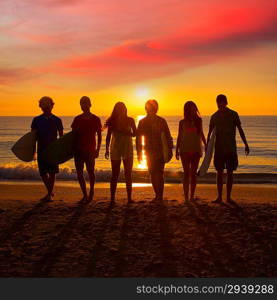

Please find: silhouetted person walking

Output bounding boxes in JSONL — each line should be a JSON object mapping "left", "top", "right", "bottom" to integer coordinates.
{"left": 176, "top": 101, "right": 206, "bottom": 202}
{"left": 71, "top": 96, "right": 102, "bottom": 202}
{"left": 136, "top": 99, "right": 173, "bottom": 202}
{"left": 207, "top": 94, "right": 249, "bottom": 204}
{"left": 105, "top": 102, "right": 136, "bottom": 204}
{"left": 31, "top": 96, "right": 63, "bottom": 202}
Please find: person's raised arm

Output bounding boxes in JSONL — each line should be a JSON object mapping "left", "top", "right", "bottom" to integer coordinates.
{"left": 105, "top": 126, "right": 112, "bottom": 160}
{"left": 237, "top": 124, "right": 250, "bottom": 155}
{"left": 176, "top": 120, "right": 182, "bottom": 160}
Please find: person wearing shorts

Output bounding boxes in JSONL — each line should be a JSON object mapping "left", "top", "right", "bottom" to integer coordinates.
{"left": 71, "top": 96, "right": 102, "bottom": 202}
{"left": 136, "top": 99, "right": 173, "bottom": 202}
{"left": 105, "top": 102, "right": 136, "bottom": 203}
{"left": 207, "top": 94, "right": 250, "bottom": 204}
{"left": 31, "top": 96, "right": 63, "bottom": 202}
{"left": 176, "top": 101, "right": 206, "bottom": 202}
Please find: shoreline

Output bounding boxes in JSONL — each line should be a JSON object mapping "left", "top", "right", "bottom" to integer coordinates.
{"left": 0, "top": 179, "right": 277, "bottom": 188}
{"left": 1, "top": 182, "right": 276, "bottom": 204}
{"left": 1, "top": 171, "right": 277, "bottom": 184}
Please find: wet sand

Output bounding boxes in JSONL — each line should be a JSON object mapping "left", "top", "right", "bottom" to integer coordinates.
{"left": 0, "top": 183, "right": 276, "bottom": 277}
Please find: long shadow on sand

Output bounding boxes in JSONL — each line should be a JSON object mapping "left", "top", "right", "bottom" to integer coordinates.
{"left": 113, "top": 203, "right": 134, "bottom": 277}
{"left": 220, "top": 202, "right": 277, "bottom": 276}
{"left": 84, "top": 202, "right": 115, "bottom": 277}
{"left": 32, "top": 200, "right": 92, "bottom": 277}
{"left": 222, "top": 202, "right": 275, "bottom": 246}
{"left": 187, "top": 201, "right": 248, "bottom": 277}
{"left": 155, "top": 201, "right": 179, "bottom": 277}
{"left": 0, "top": 200, "right": 49, "bottom": 244}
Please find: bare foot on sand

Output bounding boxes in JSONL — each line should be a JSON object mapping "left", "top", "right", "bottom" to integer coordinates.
{"left": 151, "top": 197, "right": 163, "bottom": 203}
{"left": 79, "top": 195, "right": 88, "bottom": 203}
{"left": 40, "top": 194, "right": 53, "bottom": 202}
{"left": 227, "top": 199, "right": 241, "bottom": 208}
{"left": 212, "top": 198, "right": 222, "bottom": 204}
{"left": 190, "top": 196, "right": 201, "bottom": 201}
{"left": 88, "top": 191, "right": 94, "bottom": 202}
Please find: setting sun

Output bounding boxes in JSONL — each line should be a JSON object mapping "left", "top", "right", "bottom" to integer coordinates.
{"left": 135, "top": 88, "right": 149, "bottom": 98}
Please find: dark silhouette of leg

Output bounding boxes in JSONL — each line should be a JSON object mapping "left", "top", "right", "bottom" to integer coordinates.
{"left": 190, "top": 154, "right": 200, "bottom": 201}
{"left": 226, "top": 169, "right": 234, "bottom": 202}
{"left": 156, "top": 170, "right": 164, "bottom": 201}
{"left": 41, "top": 173, "right": 54, "bottom": 201}
{"left": 150, "top": 173, "right": 158, "bottom": 199}
{"left": 48, "top": 173, "right": 56, "bottom": 197}
{"left": 181, "top": 154, "right": 190, "bottom": 202}
{"left": 147, "top": 156, "right": 164, "bottom": 201}
{"left": 111, "top": 159, "right": 121, "bottom": 202}
{"left": 86, "top": 158, "right": 96, "bottom": 201}
{"left": 213, "top": 170, "right": 223, "bottom": 203}
{"left": 41, "top": 174, "right": 50, "bottom": 196}
{"left": 123, "top": 158, "right": 133, "bottom": 202}
{"left": 75, "top": 158, "right": 87, "bottom": 200}
{"left": 150, "top": 171, "right": 164, "bottom": 201}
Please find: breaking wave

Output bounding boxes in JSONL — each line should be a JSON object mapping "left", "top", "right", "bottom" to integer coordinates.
{"left": 0, "top": 163, "right": 277, "bottom": 184}
{"left": 0, "top": 163, "right": 152, "bottom": 182}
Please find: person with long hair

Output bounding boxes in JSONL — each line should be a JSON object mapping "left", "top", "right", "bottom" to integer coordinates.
{"left": 176, "top": 101, "right": 207, "bottom": 202}
{"left": 105, "top": 102, "right": 136, "bottom": 204}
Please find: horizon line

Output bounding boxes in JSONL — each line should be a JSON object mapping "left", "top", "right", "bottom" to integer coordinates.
{"left": 0, "top": 114, "right": 277, "bottom": 117}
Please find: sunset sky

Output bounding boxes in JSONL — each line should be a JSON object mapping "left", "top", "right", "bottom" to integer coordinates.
{"left": 1, "top": 0, "right": 277, "bottom": 116}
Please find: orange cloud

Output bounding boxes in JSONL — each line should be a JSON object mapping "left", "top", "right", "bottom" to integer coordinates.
{"left": 1, "top": 0, "right": 277, "bottom": 90}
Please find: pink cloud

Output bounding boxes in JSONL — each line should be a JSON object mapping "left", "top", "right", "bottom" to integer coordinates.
{"left": 45, "top": 5, "right": 276, "bottom": 88}
{"left": 1, "top": 0, "right": 277, "bottom": 89}
{"left": 0, "top": 68, "right": 29, "bottom": 85}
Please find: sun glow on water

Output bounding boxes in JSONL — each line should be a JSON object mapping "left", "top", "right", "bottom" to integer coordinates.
{"left": 136, "top": 115, "right": 147, "bottom": 170}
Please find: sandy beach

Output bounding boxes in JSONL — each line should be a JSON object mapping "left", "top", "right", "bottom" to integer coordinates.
{"left": 0, "top": 182, "right": 276, "bottom": 277}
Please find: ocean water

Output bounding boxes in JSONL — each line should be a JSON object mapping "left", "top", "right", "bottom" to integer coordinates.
{"left": 0, "top": 115, "right": 276, "bottom": 181}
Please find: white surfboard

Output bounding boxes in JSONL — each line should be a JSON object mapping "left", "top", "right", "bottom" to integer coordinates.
{"left": 198, "top": 129, "right": 216, "bottom": 176}
{"left": 11, "top": 131, "right": 36, "bottom": 162}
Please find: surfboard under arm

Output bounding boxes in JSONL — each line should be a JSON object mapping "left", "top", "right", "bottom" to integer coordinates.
{"left": 11, "top": 131, "right": 37, "bottom": 162}
{"left": 197, "top": 129, "right": 216, "bottom": 177}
